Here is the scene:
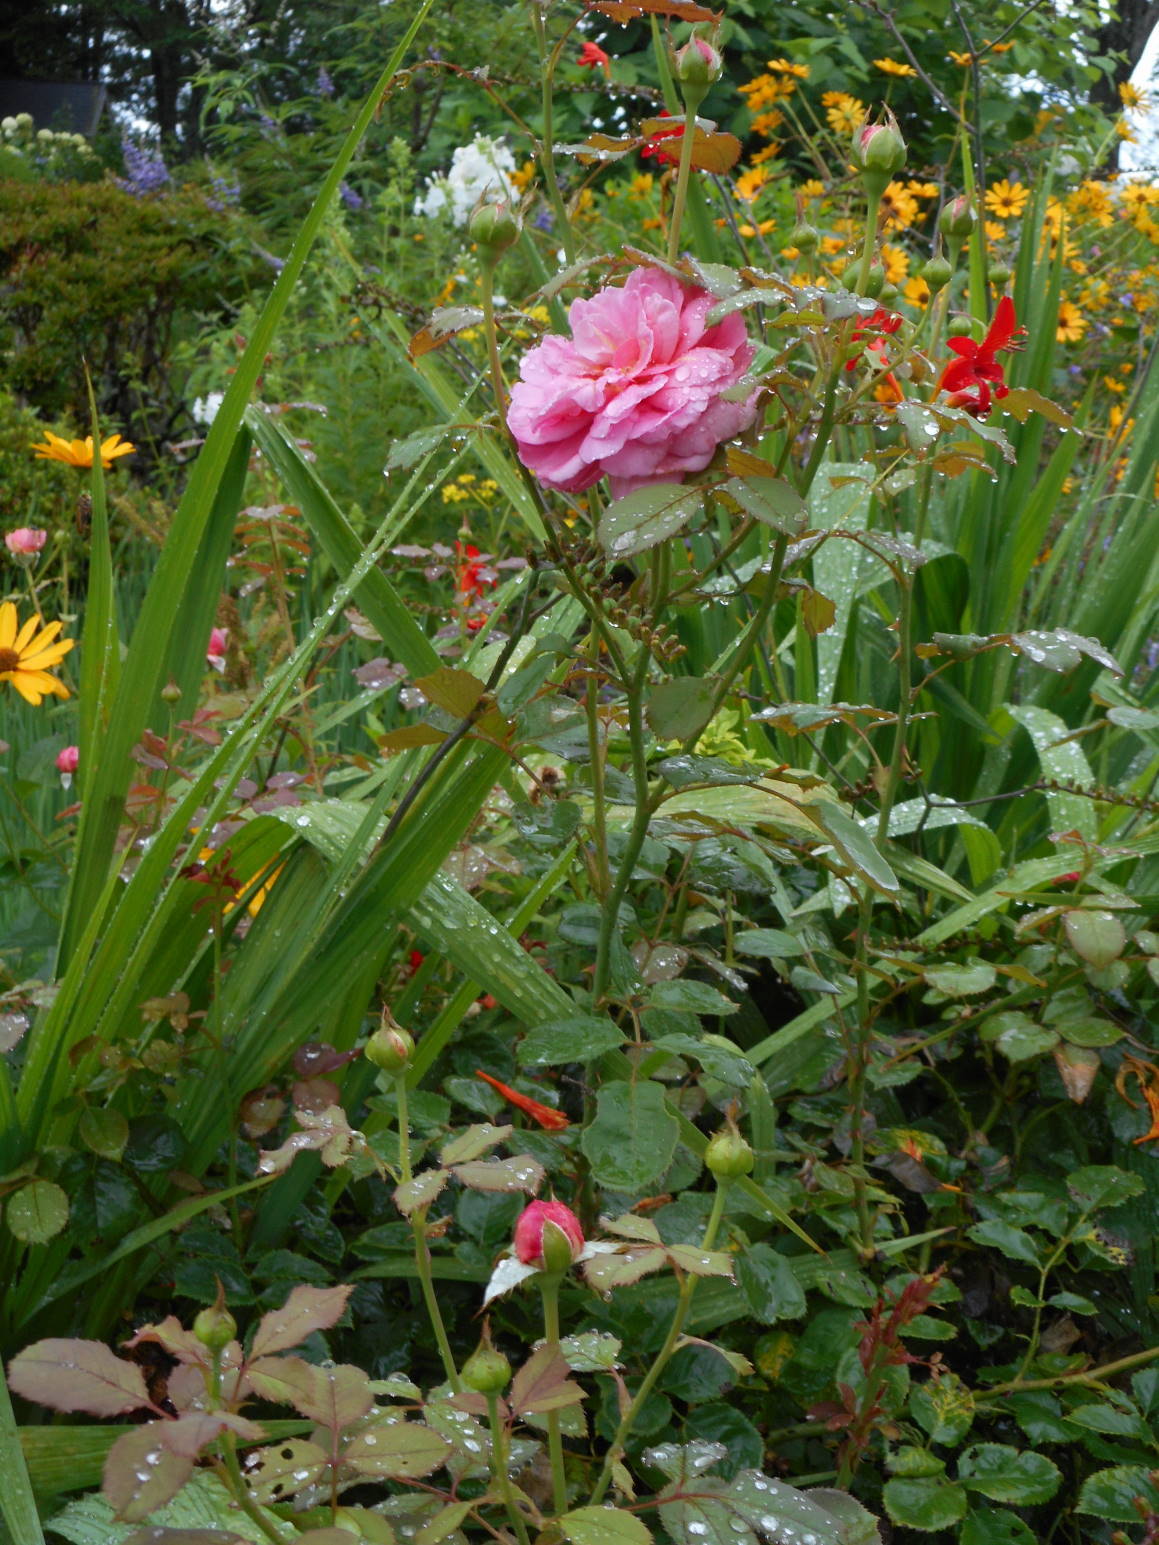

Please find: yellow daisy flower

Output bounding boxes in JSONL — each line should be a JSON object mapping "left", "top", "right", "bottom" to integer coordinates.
{"left": 767, "top": 57, "right": 809, "bottom": 78}
{"left": 0, "top": 602, "right": 74, "bottom": 706}
{"left": 984, "top": 219, "right": 1007, "bottom": 242}
{"left": 1055, "top": 299, "right": 1087, "bottom": 343}
{"left": 903, "top": 275, "right": 931, "bottom": 308}
{"left": 798, "top": 178, "right": 825, "bottom": 199}
{"left": 881, "top": 243, "right": 910, "bottom": 284}
{"left": 750, "top": 142, "right": 781, "bottom": 165}
{"left": 880, "top": 181, "right": 919, "bottom": 231}
{"left": 984, "top": 179, "right": 1029, "bottom": 219}
{"left": 30, "top": 430, "right": 136, "bottom": 469}
{"left": 1119, "top": 81, "right": 1150, "bottom": 111}
{"left": 1115, "top": 119, "right": 1137, "bottom": 143}
{"left": 824, "top": 94, "right": 865, "bottom": 135}
{"left": 735, "top": 165, "right": 770, "bottom": 203}
{"left": 948, "top": 50, "right": 974, "bottom": 66}
{"left": 873, "top": 58, "right": 917, "bottom": 77}
{"left": 750, "top": 109, "right": 784, "bottom": 138}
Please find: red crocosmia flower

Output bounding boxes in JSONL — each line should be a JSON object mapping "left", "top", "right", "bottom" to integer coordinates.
{"left": 578, "top": 40, "right": 611, "bottom": 72}
{"left": 640, "top": 110, "right": 683, "bottom": 166}
{"left": 938, "top": 296, "right": 1025, "bottom": 418}
{"left": 476, "top": 1069, "right": 570, "bottom": 1131}
{"left": 845, "top": 307, "right": 903, "bottom": 373}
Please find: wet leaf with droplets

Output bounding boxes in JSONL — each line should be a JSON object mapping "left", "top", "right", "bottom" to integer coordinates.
{"left": 103, "top": 1426, "right": 195, "bottom": 1523}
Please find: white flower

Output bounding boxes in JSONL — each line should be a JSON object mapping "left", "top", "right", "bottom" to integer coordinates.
{"left": 414, "top": 134, "right": 516, "bottom": 227}
{"left": 192, "top": 391, "right": 225, "bottom": 425}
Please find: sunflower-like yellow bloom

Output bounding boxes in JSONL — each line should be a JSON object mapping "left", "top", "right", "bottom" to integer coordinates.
{"left": 30, "top": 430, "right": 135, "bottom": 470}
{"left": 873, "top": 57, "right": 917, "bottom": 77}
{"left": 0, "top": 602, "right": 74, "bottom": 705}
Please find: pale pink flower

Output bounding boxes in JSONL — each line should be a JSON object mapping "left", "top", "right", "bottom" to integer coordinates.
{"left": 513, "top": 1200, "right": 585, "bottom": 1268}
{"left": 206, "top": 627, "right": 229, "bottom": 672}
{"left": 506, "top": 268, "right": 757, "bottom": 499}
{"left": 5, "top": 528, "right": 47, "bottom": 557}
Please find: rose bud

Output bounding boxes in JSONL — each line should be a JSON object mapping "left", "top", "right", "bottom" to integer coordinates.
{"left": 938, "top": 194, "right": 976, "bottom": 241}
{"left": 513, "top": 1199, "right": 584, "bottom": 1271}
{"left": 469, "top": 200, "right": 520, "bottom": 261}
{"left": 851, "top": 112, "right": 907, "bottom": 194}
{"left": 919, "top": 255, "right": 953, "bottom": 291}
{"left": 56, "top": 744, "right": 79, "bottom": 789}
{"left": 705, "top": 1127, "right": 754, "bottom": 1180}
{"left": 5, "top": 527, "right": 47, "bottom": 559}
{"left": 365, "top": 1009, "right": 414, "bottom": 1074}
{"left": 675, "top": 35, "right": 723, "bottom": 91}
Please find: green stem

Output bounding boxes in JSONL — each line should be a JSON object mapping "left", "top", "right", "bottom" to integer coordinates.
{"left": 539, "top": 1273, "right": 568, "bottom": 1515}
{"left": 856, "top": 190, "right": 882, "bottom": 296}
{"left": 480, "top": 262, "right": 509, "bottom": 431}
{"left": 396, "top": 1072, "right": 461, "bottom": 1391}
{"left": 216, "top": 1439, "right": 289, "bottom": 1545}
{"left": 487, "top": 1390, "right": 532, "bottom": 1545}
{"left": 592, "top": 642, "right": 654, "bottom": 1004}
{"left": 585, "top": 630, "right": 610, "bottom": 899}
{"left": 530, "top": 2, "right": 576, "bottom": 265}
{"left": 666, "top": 97, "right": 700, "bottom": 265}
{"left": 987, "top": 1343, "right": 1159, "bottom": 1399}
{"left": 591, "top": 1183, "right": 730, "bottom": 1503}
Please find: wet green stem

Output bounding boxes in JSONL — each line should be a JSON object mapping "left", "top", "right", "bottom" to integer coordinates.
{"left": 538, "top": 1272, "right": 568, "bottom": 1514}
{"left": 396, "top": 1071, "right": 461, "bottom": 1391}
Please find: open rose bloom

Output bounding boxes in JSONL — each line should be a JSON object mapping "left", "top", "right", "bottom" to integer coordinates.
{"left": 507, "top": 267, "right": 757, "bottom": 499}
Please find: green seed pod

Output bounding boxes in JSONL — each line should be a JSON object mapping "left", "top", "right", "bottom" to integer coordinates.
{"left": 469, "top": 201, "right": 520, "bottom": 259}
{"left": 919, "top": 255, "right": 953, "bottom": 291}
{"left": 987, "top": 262, "right": 1013, "bottom": 285}
{"left": 462, "top": 1342, "right": 511, "bottom": 1394}
{"left": 788, "top": 221, "right": 820, "bottom": 253}
{"left": 365, "top": 1011, "right": 414, "bottom": 1073}
{"left": 947, "top": 316, "right": 975, "bottom": 338}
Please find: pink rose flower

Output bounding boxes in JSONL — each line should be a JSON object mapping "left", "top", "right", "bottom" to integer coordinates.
{"left": 5, "top": 528, "right": 47, "bottom": 556}
{"left": 206, "top": 627, "right": 229, "bottom": 672}
{"left": 513, "top": 1200, "right": 585, "bottom": 1268}
{"left": 507, "top": 268, "right": 757, "bottom": 499}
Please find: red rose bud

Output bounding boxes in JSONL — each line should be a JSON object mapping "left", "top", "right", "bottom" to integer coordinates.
{"left": 513, "top": 1200, "right": 584, "bottom": 1270}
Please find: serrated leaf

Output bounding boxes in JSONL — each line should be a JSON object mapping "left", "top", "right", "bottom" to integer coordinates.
{"left": 597, "top": 483, "right": 702, "bottom": 558}
{"left": 720, "top": 476, "right": 807, "bottom": 535}
{"left": 451, "top": 1156, "right": 545, "bottom": 1193}
{"left": 924, "top": 962, "right": 996, "bottom": 997}
{"left": 438, "top": 1124, "right": 512, "bottom": 1166}
{"left": 957, "top": 1444, "right": 1060, "bottom": 1504}
{"left": 667, "top": 1245, "right": 734, "bottom": 1278}
{"left": 582, "top": 1246, "right": 670, "bottom": 1291}
{"left": 959, "top": 1507, "right": 1036, "bottom": 1544}
{"left": 243, "top": 1438, "right": 330, "bottom": 1504}
{"left": 651, "top": 1032, "right": 753, "bottom": 1087}
{"left": 1063, "top": 909, "right": 1126, "bottom": 968}
{"left": 1066, "top": 1165, "right": 1145, "bottom": 1212}
{"left": 734, "top": 1244, "right": 807, "bottom": 1324}
{"left": 249, "top": 1284, "right": 352, "bottom": 1358}
{"left": 646, "top": 678, "right": 716, "bottom": 743}
{"left": 7, "top": 1339, "right": 151, "bottom": 1418}
{"left": 393, "top": 1169, "right": 450, "bottom": 1215}
{"left": 6, "top": 1180, "right": 69, "bottom": 1244}
{"left": 413, "top": 667, "right": 487, "bottom": 719}
{"left": 518, "top": 1017, "right": 626, "bottom": 1066}
{"left": 510, "top": 1345, "right": 585, "bottom": 1416}
{"left": 559, "top": 1332, "right": 622, "bottom": 1373}
{"left": 243, "top": 1355, "right": 318, "bottom": 1411}
{"left": 580, "top": 1082, "right": 678, "bottom": 1192}
{"left": 414, "top": 1501, "right": 475, "bottom": 1545}
{"left": 559, "top": 1507, "right": 653, "bottom": 1545}
{"left": 1076, "top": 1465, "right": 1159, "bottom": 1521}
{"left": 103, "top": 1426, "right": 195, "bottom": 1523}
{"left": 978, "top": 1011, "right": 1058, "bottom": 1062}
{"left": 966, "top": 1220, "right": 1041, "bottom": 1266}
{"left": 345, "top": 1422, "right": 451, "bottom": 1480}
{"left": 654, "top": 1457, "right": 868, "bottom": 1544}
{"left": 883, "top": 1476, "right": 967, "bottom": 1531}
{"left": 156, "top": 1413, "right": 265, "bottom": 1460}
{"left": 293, "top": 1363, "right": 373, "bottom": 1432}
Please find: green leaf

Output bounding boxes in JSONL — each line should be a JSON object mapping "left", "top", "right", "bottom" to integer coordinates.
{"left": 909, "top": 1373, "right": 975, "bottom": 1446}
{"left": 1004, "top": 704, "right": 1097, "bottom": 839}
{"left": 102, "top": 1426, "right": 195, "bottom": 1523}
{"left": 558, "top": 1507, "right": 652, "bottom": 1545}
{"left": 883, "top": 1477, "right": 967, "bottom": 1531}
{"left": 345, "top": 1421, "right": 451, "bottom": 1480}
{"left": 1063, "top": 910, "right": 1127, "bottom": 968}
{"left": 50, "top": 1470, "right": 282, "bottom": 1545}
{"left": 1077, "top": 1466, "right": 1159, "bottom": 1522}
{"left": 978, "top": 1011, "right": 1058, "bottom": 1063}
{"left": 734, "top": 1244, "right": 808, "bottom": 1324}
{"left": 1056, "top": 1016, "right": 1123, "bottom": 1048}
{"left": 733, "top": 929, "right": 806, "bottom": 960}
{"left": 518, "top": 1017, "right": 626, "bottom": 1066}
{"left": 960, "top": 1507, "right": 1037, "bottom": 1545}
{"left": 559, "top": 1332, "right": 623, "bottom": 1373}
{"left": 598, "top": 483, "right": 703, "bottom": 557}
{"left": 0, "top": 1360, "right": 44, "bottom": 1545}
{"left": 966, "top": 1220, "right": 1041, "bottom": 1266}
{"left": 6, "top": 1179, "right": 69, "bottom": 1244}
{"left": 957, "top": 1444, "right": 1061, "bottom": 1504}
{"left": 650, "top": 980, "right": 738, "bottom": 1016}
{"left": 720, "top": 475, "right": 807, "bottom": 535}
{"left": 1066, "top": 1165, "right": 1145, "bottom": 1212}
{"left": 646, "top": 678, "right": 717, "bottom": 742}
{"left": 924, "top": 962, "right": 997, "bottom": 997}
{"left": 581, "top": 1082, "right": 679, "bottom": 1192}
{"left": 651, "top": 1033, "right": 754, "bottom": 1088}
{"left": 812, "top": 801, "right": 898, "bottom": 895}
{"left": 1067, "top": 1403, "right": 1149, "bottom": 1440}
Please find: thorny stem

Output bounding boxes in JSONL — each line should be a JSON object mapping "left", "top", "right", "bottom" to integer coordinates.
{"left": 530, "top": 2, "right": 576, "bottom": 265}
{"left": 396, "top": 1071, "right": 461, "bottom": 1391}
{"left": 590, "top": 1181, "right": 730, "bottom": 1503}
{"left": 539, "top": 1273, "right": 568, "bottom": 1515}
{"left": 666, "top": 96, "right": 700, "bottom": 265}
{"left": 987, "top": 1343, "right": 1159, "bottom": 1398}
{"left": 486, "top": 1390, "right": 532, "bottom": 1545}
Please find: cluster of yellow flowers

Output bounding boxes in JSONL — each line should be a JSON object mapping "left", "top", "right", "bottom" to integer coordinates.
{"left": 441, "top": 473, "right": 499, "bottom": 507}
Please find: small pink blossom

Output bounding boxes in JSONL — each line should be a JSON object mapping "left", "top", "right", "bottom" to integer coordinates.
{"left": 506, "top": 267, "right": 757, "bottom": 499}
{"left": 56, "top": 744, "right": 78, "bottom": 789}
{"left": 206, "top": 627, "right": 229, "bottom": 672}
{"left": 5, "top": 527, "right": 47, "bottom": 556}
{"left": 513, "top": 1200, "right": 585, "bottom": 1268}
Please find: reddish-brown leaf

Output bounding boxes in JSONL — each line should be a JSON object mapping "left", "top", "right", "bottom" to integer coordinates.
{"left": 103, "top": 1424, "right": 195, "bottom": 1522}
{"left": 589, "top": 0, "right": 719, "bottom": 22}
{"left": 8, "top": 1339, "right": 152, "bottom": 1418}
{"left": 155, "top": 1411, "right": 266, "bottom": 1459}
{"left": 250, "top": 1283, "right": 353, "bottom": 1358}
{"left": 509, "top": 1345, "right": 586, "bottom": 1416}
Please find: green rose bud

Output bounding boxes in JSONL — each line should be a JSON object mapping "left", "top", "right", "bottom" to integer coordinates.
{"left": 193, "top": 1284, "right": 237, "bottom": 1352}
{"left": 938, "top": 194, "right": 975, "bottom": 241}
{"left": 705, "top": 1127, "right": 754, "bottom": 1179}
{"left": 365, "top": 1010, "right": 414, "bottom": 1073}
{"left": 469, "top": 201, "right": 520, "bottom": 260}
{"left": 947, "top": 316, "right": 975, "bottom": 338}
{"left": 462, "top": 1335, "right": 511, "bottom": 1394}
{"left": 788, "top": 220, "right": 820, "bottom": 253}
{"left": 919, "top": 255, "right": 953, "bottom": 291}
{"left": 851, "top": 111, "right": 907, "bottom": 194}
{"left": 987, "top": 262, "right": 1013, "bottom": 285}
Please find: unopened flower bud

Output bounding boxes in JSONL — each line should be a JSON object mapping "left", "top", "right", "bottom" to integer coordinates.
{"left": 365, "top": 1010, "right": 414, "bottom": 1073}
{"left": 675, "top": 35, "right": 723, "bottom": 92}
{"left": 193, "top": 1284, "right": 236, "bottom": 1351}
{"left": 469, "top": 201, "right": 520, "bottom": 260}
{"left": 864, "top": 263, "right": 885, "bottom": 299}
{"left": 947, "top": 316, "right": 975, "bottom": 338}
{"left": 4, "top": 527, "right": 47, "bottom": 560}
{"left": 788, "top": 221, "right": 820, "bottom": 253}
{"left": 987, "top": 262, "right": 1012, "bottom": 286}
{"left": 919, "top": 255, "right": 953, "bottom": 292}
{"left": 160, "top": 680, "right": 182, "bottom": 703}
{"left": 513, "top": 1199, "right": 584, "bottom": 1270}
{"left": 938, "top": 195, "right": 975, "bottom": 241}
{"left": 705, "top": 1127, "right": 754, "bottom": 1180}
{"left": 462, "top": 1326, "right": 511, "bottom": 1394}
{"left": 851, "top": 112, "right": 907, "bottom": 197}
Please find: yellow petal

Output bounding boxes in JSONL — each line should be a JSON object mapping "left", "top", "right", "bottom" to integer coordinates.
{"left": 8, "top": 672, "right": 45, "bottom": 705}
{"left": 0, "top": 601, "right": 16, "bottom": 650}
{"left": 25, "top": 618, "right": 63, "bottom": 652}
{"left": 19, "top": 642, "right": 74, "bottom": 671}
{"left": 13, "top": 613, "right": 42, "bottom": 654}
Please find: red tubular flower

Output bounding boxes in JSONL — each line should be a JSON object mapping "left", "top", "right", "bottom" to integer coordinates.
{"left": 513, "top": 1199, "right": 585, "bottom": 1267}
{"left": 476, "top": 1069, "right": 570, "bottom": 1131}
{"left": 845, "top": 307, "right": 903, "bottom": 373}
{"left": 640, "top": 110, "right": 683, "bottom": 165}
{"left": 578, "top": 40, "right": 611, "bottom": 73}
{"left": 938, "top": 296, "right": 1025, "bottom": 417}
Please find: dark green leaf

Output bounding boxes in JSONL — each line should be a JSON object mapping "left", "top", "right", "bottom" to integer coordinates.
{"left": 1076, "top": 1466, "right": 1159, "bottom": 1522}
{"left": 883, "top": 1476, "right": 967, "bottom": 1531}
{"left": 518, "top": 1017, "right": 626, "bottom": 1067}
{"left": 734, "top": 1244, "right": 808, "bottom": 1324}
{"left": 957, "top": 1444, "right": 1061, "bottom": 1504}
{"left": 966, "top": 1220, "right": 1041, "bottom": 1266}
{"left": 646, "top": 678, "right": 717, "bottom": 743}
{"left": 581, "top": 1082, "right": 679, "bottom": 1192}
{"left": 598, "top": 483, "right": 702, "bottom": 558}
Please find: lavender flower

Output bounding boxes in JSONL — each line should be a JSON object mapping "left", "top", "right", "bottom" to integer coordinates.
{"left": 317, "top": 65, "right": 334, "bottom": 98}
{"left": 206, "top": 173, "right": 241, "bottom": 212}
{"left": 339, "top": 181, "right": 364, "bottom": 211}
{"left": 118, "top": 138, "right": 169, "bottom": 197}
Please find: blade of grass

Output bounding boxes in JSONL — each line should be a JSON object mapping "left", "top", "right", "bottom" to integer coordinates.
{"left": 0, "top": 1359, "right": 44, "bottom": 1545}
